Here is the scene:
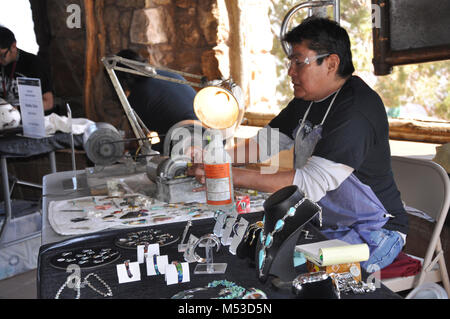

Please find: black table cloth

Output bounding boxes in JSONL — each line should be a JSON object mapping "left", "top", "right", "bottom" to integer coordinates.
{"left": 37, "top": 213, "right": 401, "bottom": 299}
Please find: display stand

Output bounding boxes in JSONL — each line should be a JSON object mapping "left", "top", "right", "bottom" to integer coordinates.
{"left": 256, "top": 185, "right": 322, "bottom": 283}
{"left": 177, "top": 220, "right": 192, "bottom": 252}
{"left": 193, "top": 235, "right": 227, "bottom": 274}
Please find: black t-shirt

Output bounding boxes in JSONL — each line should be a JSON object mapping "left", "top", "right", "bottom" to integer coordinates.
{"left": 1, "top": 49, "right": 53, "bottom": 106}
{"left": 268, "top": 76, "right": 408, "bottom": 234}
{"left": 127, "top": 70, "right": 198, "bottom": 153}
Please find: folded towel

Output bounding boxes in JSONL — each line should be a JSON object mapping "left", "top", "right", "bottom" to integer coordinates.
{"left": 381, "top": 251, "right": 422, "bottom": 279}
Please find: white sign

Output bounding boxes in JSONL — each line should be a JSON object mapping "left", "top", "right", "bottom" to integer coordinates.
{"left": 17, "top": 77, "right": 46, "bottom": 138}
{"left": 17, "top": 78, "right": 46, "bottom": 137}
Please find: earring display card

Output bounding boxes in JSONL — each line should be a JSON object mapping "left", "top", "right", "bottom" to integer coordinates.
{"left": 183, "top": 234, "right": 199, "bottom": 263}
{"left": 221, "top": 217, "right": 237, "bottom": 246}
{"left": 146, "top": 255, "right": 169, "bottom": 276}
{"left": 213, "top": 214, "right": 228, "bottom": 237}
{"left": 137, "top": 243, "right": 160, "bottom": 264}
{"left": 117, "top": 261, "right": 141, "bottom": 284}
{"left": 229, "top": 218, "right": 249, "bottom": 255}
{"left": 165, "top": 262, "right": 190, "bottom": 285}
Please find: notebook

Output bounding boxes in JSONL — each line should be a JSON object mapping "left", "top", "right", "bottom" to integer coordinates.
{"left": 296, "top": 239, "right": 369, "bottom": 266}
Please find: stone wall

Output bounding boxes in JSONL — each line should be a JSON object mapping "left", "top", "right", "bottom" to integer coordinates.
{"left": 30, "top": 0, "right": 277, "bottom": 133}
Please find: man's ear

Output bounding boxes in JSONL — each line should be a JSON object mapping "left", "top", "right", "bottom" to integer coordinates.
{"left": 326, "top": 53, "right": 340, "bottom": 76}
{"left": 10, "top": 41, "right": 18, "bottom": 56}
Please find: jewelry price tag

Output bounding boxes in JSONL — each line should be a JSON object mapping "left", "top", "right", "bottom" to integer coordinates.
{"left": 116, "top": 260, "right": 141, "bottom": 284}
{"left": 146, "top": 255, "right": 169, "bottom": 276}
{"left": 165, "top": 262, "right": 190, "bottom": 285}
{"left": 137, "top": 243, "right": 160, "bottom": 264}
{"left": 221, "top": 216, "right": 237, "bottom": 246}
{"left": 229, "top": 218, "right": 249, "bottom": 255}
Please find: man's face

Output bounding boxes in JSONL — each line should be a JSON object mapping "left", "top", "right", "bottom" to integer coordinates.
{"left": 0, "top": 43, "right": 16, "bottom": 66}
{"left": 287, "top": 42, "right": 332, "bottom": 101}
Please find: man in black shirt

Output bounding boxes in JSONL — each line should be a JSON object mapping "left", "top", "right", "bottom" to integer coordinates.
{"left": 190, "top": 17, "right": 408, "bottom": 272}
{"left": 115, "top": 49, "right": 198, "bottom": 153}
{"left": 0, "top": 26, "right": 54, "bottom": 111}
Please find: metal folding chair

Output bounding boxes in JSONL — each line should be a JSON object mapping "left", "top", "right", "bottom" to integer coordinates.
{"left": 381, "top": 156, "right": 450, "bottom": 296}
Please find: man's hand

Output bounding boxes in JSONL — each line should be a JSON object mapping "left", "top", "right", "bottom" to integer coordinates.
{"left": 187, "top": 163, "right": 206, "bottom": 192}
{"left": 43, "top": 92, "right": 54, "bottom": 111}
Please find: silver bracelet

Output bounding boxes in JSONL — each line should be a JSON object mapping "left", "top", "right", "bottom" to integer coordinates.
{"left": 191, "top": 234, "right": 221, "bottom": 263}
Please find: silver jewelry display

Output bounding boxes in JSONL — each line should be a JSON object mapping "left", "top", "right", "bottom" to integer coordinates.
{"left": 50, "top": 248, "right": 120, "bottom": 270}
{"left": 115, "top": 229, "right": 179, "bottom": 249}
{"left": 184, "top": 234, "right": 221, "bottom": 263}
{"left": 332, "top": 272, "right": 376, "bottom": 295}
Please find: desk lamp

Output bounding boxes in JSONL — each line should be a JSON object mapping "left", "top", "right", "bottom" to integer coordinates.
{"left": 102, "top": 55, "right": 243, "bottom": 160}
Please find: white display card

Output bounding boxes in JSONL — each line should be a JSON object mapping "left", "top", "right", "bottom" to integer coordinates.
{"left": 137, "top": 243, "right": 160, "bottom": 264}
{"left": 183, "top": 234, "right": 199, "bottom": 263}
{"left": 146, "top": 255, "right": 169, "bottom": 276}
{"left": 116, "top": 261, "right": 141, "bottom": 284}
{"left": 213, "top": 213, "right": 228, "bottom": 237}
{"left": 165, "top": 262, "right": 190, "bottom": 285}
{"left": 17, "top": 77, "right": 46, "bottom": 138}
{"left": 221, "top": 216, "right": 237, "bottom": 246}
{"left": 229, "top": 218, "right": 249, "bottom": 255}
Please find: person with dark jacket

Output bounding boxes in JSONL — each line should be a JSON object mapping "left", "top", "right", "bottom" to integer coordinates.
{"left": 0, "top": 26, "right": 54, "bottom": 111}
{"left": 115, "top": 49, "right": 198, "bottom": 153}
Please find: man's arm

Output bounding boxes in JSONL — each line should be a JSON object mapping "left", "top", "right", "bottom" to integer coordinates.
{"left": 232, "top": 166, "right": 295, "bottom": 193}
{"left": 227, "top": 138, "right": 260, "bottom": 166}
{"left": 42, "top": 91, "right": 54, "bottom": 111}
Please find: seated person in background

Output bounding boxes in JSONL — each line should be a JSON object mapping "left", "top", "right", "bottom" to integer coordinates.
{"left": 0, "top": 26, "right": 54, "bottom": 112}
{"left": 115, "top": 49, "right": 198, "bottom": 154}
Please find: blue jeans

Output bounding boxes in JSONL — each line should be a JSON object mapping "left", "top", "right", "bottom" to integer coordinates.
{"left": 361, "top": 228, "right": 404, "bottom": 272}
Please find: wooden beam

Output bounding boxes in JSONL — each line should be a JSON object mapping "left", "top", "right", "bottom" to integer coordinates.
{"left": 389, "top": 118, "right": 450, "bottom": 144}
{"left": 83, "top": 0, "right": 106, "bottom": 121}
{"left": 243, "top": 111, "right": 449, "bottom": 144}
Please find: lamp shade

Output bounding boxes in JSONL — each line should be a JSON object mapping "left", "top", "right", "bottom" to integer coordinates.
{"left": 193, "top": 86, "right": 239, "bottom": 129}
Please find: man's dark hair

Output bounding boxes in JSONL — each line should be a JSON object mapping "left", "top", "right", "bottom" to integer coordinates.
{"left": 283, "top": 17, "right": 355, "bottom": 78}
{"left": 115, "top": 49, "right": 147, "bottom": 91}
{"left": 0, "top": 26, "right": 16, "bottom": 49}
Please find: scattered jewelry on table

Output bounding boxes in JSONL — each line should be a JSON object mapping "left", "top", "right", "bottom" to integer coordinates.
{"left": 70, "top": 217, "right": 89, "bottom": 223}
{"left": 119, "top": 210, "right": 149, "bottom": 219}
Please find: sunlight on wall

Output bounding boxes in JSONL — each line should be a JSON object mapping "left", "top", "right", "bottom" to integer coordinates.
{"left": 0, "top": 0, "right": 39, "bottom": 54}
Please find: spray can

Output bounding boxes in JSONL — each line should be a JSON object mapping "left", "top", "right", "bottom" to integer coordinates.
{"left": 203, "top": 130, "right": 234, "bottom": 212}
